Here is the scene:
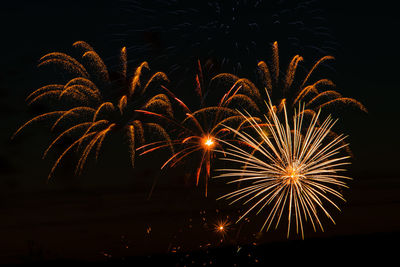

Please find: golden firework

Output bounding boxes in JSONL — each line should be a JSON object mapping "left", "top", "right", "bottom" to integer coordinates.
{"left": 214, "top": 41, "right": 367, "bottom": 122}
{"left": 12, "top": 41, "right": 173, "bottom": 179}
{"left": 214, "top": 93, "right": 351, "bottom": 238}
{"left": 260, "top": 41, "right": 367, "bottom": 115}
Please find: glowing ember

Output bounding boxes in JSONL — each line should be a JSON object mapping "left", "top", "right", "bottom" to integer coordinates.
{"left": 214, "top": 218, "right": 230, "bottom": 238}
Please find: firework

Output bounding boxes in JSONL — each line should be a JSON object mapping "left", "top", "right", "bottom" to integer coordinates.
{"left": 211, "top": 41, "right": 366, "bottom": 158}
{"left": 214, "top": 94, "right": 351, "bottom": 238}
{"left": 256, "top": 41, "right": 367, "bottom": 117}
{"left": 210, "top": 41, "right": 366, "bottom": 127}
{"left": 137, "top": 61, "right": 257, "bottom": 196}
{"left": 12, "top": 41, "right": 173, "bottom": 179}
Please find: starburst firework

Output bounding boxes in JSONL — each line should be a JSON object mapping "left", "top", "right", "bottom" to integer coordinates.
{"left": 214, "top": 95, "right": 352, "bottom": 238}
{"left": 12, "top": 41, "right": 173, "bottom": 179}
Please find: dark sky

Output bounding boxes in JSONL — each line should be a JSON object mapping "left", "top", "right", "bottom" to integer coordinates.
{"left": 0, "top": 0, "right": 399, "bottom": 264}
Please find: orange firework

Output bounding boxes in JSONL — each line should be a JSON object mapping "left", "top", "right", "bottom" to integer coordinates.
{"left": 137, "top": 61, "right": 258, "bottom": 196}
{"left": 263, "top": 42, "right": 367, "bottom": 115}
{"left": 12, "top": 41, "right": 173, "bottom": 179}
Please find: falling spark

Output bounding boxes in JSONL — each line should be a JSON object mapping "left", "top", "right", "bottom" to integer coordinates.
{"left": 214, "top": 93, "right": 352, "bottom": 238}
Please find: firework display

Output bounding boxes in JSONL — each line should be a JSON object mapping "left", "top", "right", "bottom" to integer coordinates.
{"left": 10, "top": 0, "right": 369, "bottom": 248}
{"left": 8, "top": 0, "right": 400, "bottom": 264}
{"left": 11, "top": 35, "right": 366, "bottom": 239}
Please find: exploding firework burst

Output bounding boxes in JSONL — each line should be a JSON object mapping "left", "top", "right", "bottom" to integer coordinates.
{"left": 137, "top": 61, "right": 258, "bottom": 196}
{"left": 214, "top": 94, "right": 351, "bottom": 238}
{"left": 12, "top": 41, "right": 174, "bottom": 179}
{"left": 116, "top": 0, "right": 336, "bottom": 85}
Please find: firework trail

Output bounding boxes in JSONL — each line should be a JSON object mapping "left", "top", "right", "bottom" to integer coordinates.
{"left": 214, "top": 93, "right": 351, "bottom": 238}
{"left": 115, "top": 0, "right": 337, "bottom": 87}
{"left": 12, "top": 41, "right": 174, "bottom": 179}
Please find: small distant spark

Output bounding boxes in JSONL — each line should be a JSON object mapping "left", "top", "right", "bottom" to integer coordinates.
{"left": 213, "top": 218, "right": 231, "bottom": 239}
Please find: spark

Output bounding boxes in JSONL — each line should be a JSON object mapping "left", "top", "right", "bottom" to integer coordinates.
{"left": 214, "top": 92, "right": 352, "bottom": 238}
{"left": 213, "top": 218, "right": 231, "bottom": 238}
{"left": 146, "top": 226, "right": 152, "bottom": 235}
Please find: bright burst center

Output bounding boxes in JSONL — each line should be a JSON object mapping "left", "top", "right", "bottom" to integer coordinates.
{"left": 285, "top": 166, "right": 302, "bottom": 185}
{"left": 203, "top": 136, "right": 215, "bottom": 149}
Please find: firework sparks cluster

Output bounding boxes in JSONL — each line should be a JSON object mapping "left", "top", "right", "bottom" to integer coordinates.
{"left": 13, "top": 37, "right": 366, "bottom": 240}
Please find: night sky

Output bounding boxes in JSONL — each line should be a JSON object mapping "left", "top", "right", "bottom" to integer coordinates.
{"left": 0, "top": 0, "right": 399, "bottom": 265}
